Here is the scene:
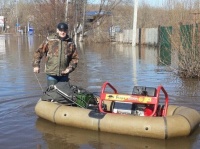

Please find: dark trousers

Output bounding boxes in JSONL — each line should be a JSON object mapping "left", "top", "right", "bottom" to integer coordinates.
{"left": 46, "top": 75, "right": 69, "bottom": 86}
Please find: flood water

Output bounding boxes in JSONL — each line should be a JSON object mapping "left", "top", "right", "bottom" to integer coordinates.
{"left": 0, "top": 34, "right": 200, "bottom": 149}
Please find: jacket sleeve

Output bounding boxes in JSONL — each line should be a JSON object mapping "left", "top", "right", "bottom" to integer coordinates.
{"left": 32, "top": 40, "right": 48, "bottom": 67}
{"left": 68, "top": 42, "right": 79, "bottom": 73}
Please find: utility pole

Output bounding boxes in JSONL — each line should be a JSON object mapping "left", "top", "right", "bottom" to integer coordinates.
{"left": 15, "top": 0, "right": 19, "bottom": 33}
{"left": 65, "top": 0, "right": 69, "bottom": 22}
{"left": 80, "top": 0, "right": 86, "bottom": 42}
{"left": 132, "top": 0, "right": 138, "bottom": 46}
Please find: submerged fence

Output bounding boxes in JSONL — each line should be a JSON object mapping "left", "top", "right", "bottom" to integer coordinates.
{"left": 113, "top": 24, "right": 199, "bottom": 49}
{"left": 114, "top": 27, "right": 164, "bottom": 46}
{"left": 114, "top": 27, "right": 160, "bottom": 46}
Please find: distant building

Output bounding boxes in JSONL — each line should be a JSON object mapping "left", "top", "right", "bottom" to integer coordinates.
{"left": 86, "top": 11, "right": 111, "bottom": 22}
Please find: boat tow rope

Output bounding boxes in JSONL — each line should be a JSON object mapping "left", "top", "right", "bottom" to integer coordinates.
{"left": 53, "top": 85, "right": 86, "bottom": 108}
{"left": 34, "top": 73, "right": 44, "bottom": 92}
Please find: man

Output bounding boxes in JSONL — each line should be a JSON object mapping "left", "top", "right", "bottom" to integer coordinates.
{"left": 32, "top": 22, "right": 79, "bottom": 86}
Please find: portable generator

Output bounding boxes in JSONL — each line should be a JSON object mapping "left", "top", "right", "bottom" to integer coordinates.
{"left": 98, "top": 81, "right": 168, "bottom": 117}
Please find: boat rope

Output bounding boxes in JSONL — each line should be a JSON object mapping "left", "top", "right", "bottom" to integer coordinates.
{"left": 30, "top": 53, "right": 45, "bottom": 92}
{"left": 34, "top": 73, "right": 44, "bottom": 92}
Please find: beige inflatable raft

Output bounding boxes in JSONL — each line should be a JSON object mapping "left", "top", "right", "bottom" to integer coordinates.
{"left": 35, "top": 100, "right": 200, "bottom": 139}
{"left": 35, "top": 82, "right": 200, "bottom": 139}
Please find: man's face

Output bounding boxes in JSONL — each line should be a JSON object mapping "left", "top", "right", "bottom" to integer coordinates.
{"left": 57, "top": 29, "right": 67, "bottom": 38}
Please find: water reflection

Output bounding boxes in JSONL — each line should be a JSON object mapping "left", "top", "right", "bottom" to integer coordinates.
{"left": 139, "top": 45, "right": 158, "bottom": 64}
{"left": 36, "top": 118, "right": 199, "bottom": 149}
{"left": 72, "top": 43, "right": 164, "bottom": 94}
{"left": 28, "top": 35, "right": 34, "bottom": 51}
{"left": 0, "top": 35, "right": 5, "bottom": 56}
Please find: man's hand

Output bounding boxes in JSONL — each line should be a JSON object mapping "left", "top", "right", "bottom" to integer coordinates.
{"left": 61, "top": 68, "right": 70, "bottom": 75}
{"left": 33, "top": 67, "right": 40, "bottom": 73}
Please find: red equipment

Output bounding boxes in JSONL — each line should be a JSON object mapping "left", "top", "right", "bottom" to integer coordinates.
{"left": 98, "top": 81, "right": 169, "bottom": 117}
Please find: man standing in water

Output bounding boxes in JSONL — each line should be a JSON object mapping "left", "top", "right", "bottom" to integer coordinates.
{"left": 32, "top": 22, "right": 79, "bottom": 86}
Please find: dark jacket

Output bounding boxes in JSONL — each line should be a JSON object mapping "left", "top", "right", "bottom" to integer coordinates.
{"left": 32, "top": 34, "right": 79, "bottom": 76}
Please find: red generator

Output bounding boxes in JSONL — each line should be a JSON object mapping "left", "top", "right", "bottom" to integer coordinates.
{"left": 98, "top": 81, "right": 169, "bottom": 117}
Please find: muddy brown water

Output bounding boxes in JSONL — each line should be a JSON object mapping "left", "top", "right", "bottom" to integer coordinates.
{"left": 0, "top": 34, "right": 199, "bottom": 149}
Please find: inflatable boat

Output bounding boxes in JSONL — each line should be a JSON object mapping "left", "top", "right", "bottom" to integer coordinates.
{"left": 35, "top": 82, "right": 200, "bottom": 139}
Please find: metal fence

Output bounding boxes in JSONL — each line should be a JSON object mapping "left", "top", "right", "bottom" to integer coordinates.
{"left": 115, "top": 27, "right": 159, "bottom": 46}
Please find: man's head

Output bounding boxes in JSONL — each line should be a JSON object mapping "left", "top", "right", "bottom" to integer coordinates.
{"left": 57, "top": 22, "right": 68, "bottom": 38}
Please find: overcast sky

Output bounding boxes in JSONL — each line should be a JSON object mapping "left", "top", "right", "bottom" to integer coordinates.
{"left": 88, "top": 0, "right": 166, "bottom": 7}
{"left": 142, "top": 0, "right": 165, "bottom": 7}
